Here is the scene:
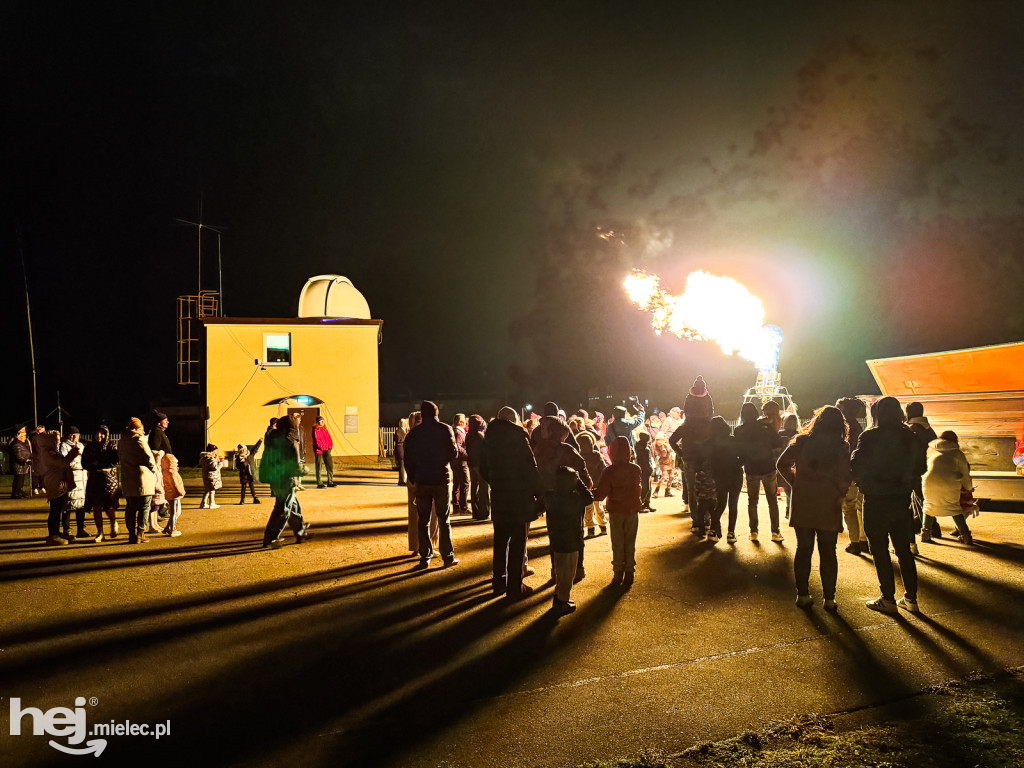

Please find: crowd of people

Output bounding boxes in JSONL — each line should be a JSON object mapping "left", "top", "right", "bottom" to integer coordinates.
{"left": 399, "top": 376, "right": 980, "bottom": 617}
{"left": 4, "top": 410, "right": 332, "bottom": 550}
{"left": 7, "top": 377, "right": 980, "bottom": 619}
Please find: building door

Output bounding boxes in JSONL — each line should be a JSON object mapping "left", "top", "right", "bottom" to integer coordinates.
{"left": 287, "top": 407, "right": 320, "bottom": 462}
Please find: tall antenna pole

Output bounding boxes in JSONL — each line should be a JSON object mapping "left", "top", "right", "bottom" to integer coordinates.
{"left": 217, "top": 231, "right": 224, "bottom": 316}
{"left": 16, "top": 229, "right": 38, "bottom": 427}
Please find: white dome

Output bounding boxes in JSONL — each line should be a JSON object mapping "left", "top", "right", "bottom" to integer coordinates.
{"left": 298, "top": 275, "right": 371, "bottom": 319}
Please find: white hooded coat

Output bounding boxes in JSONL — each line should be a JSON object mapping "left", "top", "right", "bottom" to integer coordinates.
{"left": 922, "top": 438, "right": 972, "bottom": 518}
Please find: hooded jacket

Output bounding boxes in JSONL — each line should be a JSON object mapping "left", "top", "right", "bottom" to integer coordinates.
{"left": 604, "top": 406, "right": 645, "bottom": 449}
{"left": 162, "top": 453, "right": 186, "bottom": 501}
{"left": 118, "top": 429, "right": 157, "bottom": 497}
{"left": 576, "top": 431, "right": 609, "bottom": 488}
{"left": 594, "top": 437, "right": 642, "bottom": 515}
{"left": 200, "top": 451, "right": 224, "bottom": 490}
{"left": 480, "top": 417, "right": 543, "bottom": 522}
{"left": 530, "top": 415, "right": 592, "bottom": 491}
{"left": 60, "top": 439, "right": 87, "bottom": 509}
{"left": 922, "top": 439, "right": 972, "bottom": 517}
{"left": 36, "top": 433, "right": 76, "bottom": 500}
{"left": 466, "top": 415, "right": 487, "bottom": 468}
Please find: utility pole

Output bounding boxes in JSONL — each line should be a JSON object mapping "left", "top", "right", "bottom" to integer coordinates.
{"left": 16, "top": 229, "right": 38, "bottom": 427}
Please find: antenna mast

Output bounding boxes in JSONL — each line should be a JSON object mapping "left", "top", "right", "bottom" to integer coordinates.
{"left": 16, "top": 230, "right": 38, "bottom": 427}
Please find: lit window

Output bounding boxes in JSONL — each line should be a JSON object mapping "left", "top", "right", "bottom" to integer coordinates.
{"left": 264, "top": 333, "right": 292, "bottom": 366}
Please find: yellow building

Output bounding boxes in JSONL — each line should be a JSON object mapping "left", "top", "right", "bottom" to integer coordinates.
{"left": 203, "top": 276, "right": 381, "bottom": 461}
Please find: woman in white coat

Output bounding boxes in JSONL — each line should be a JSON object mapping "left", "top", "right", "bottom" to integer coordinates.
{"left": 921, "top": 431, "right": 974, "bottom": 545}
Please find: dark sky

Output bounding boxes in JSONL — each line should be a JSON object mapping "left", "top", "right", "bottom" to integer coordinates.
{"left": 5, "top": 2, "right": 1024, "bottom": 430}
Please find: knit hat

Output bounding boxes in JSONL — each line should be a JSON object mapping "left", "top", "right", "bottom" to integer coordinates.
{"left": 67, "top": 426, "right": 81, "bottom": 436}
{"left": 543, "top": 402, "right": 559, "bottom": 417}
{"left": 154, "top": 411, "right": 168, "bottom": 422}
{"left": 206, "top": 443, "right": 217, "bottom": 452}
{"left": 236, "top": 443, "right": 246, "bottom": 452}
{"left": 689, "top": 376, "right": 708, "bottom": 397}
{"left": 497, "top": 406, "right": 519, "bottom": 422}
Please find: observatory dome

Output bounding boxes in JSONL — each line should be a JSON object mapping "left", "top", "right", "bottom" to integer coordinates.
{"left": 297, "top": 275, "right": 371, "bottom": 319}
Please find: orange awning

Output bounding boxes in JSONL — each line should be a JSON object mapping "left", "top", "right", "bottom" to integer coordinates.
{"left": 867, "top": 341, "right": 1024, "bottom": 397}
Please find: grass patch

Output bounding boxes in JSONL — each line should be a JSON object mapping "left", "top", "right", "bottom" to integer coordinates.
{"left": 671, "top": 668, "right": 1024, "bottom": 768}
{"left": 581, "top": 668, "right": 1024, "bottom": 768}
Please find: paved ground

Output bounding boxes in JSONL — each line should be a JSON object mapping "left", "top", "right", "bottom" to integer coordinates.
{"left": 2, "top": 469, "right": 1023, "bottom": 767}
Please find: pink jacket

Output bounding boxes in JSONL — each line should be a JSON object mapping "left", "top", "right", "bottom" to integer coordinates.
{"left": 313, "top": 424, "right": 333, "bottom": 454}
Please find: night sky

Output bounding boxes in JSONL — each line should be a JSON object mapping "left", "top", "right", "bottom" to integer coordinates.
{"left": 5, "top": 3, "right": 1024, "bottom": 432}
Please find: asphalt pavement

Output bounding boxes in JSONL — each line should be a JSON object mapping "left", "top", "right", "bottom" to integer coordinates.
{"left": 2, "top": 469, "right": 1022, "bottom": 767}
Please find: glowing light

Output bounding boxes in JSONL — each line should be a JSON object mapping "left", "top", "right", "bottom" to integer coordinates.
{"left": 624, "top": 269, "right": 782, "bottom": 372}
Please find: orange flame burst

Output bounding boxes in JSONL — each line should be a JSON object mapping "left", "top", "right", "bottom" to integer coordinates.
{"left": 624, "top": 269, "right": 782, "bottom": 372}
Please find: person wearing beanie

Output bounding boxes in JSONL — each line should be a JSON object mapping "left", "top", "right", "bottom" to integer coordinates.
{"left": 199, "top": 443, "right": 225, "bottom": 509}
{"left": 403, "top": 400, "right": 460, "bottom": 568}
{"left": 149, "top": 412, "right": 172, "bottom": 455}
{"left": 481, "top": 406, "right": 544, "bottom": 599}
{"left": 118, "top": 418, "right": 158, "bottom": 544}
{"left": 59, "top": 426, "right": 89, "bottom": 540}
{"left": 852, "top": 396, "right": 927, "bottom": 615}
{"left": 683, "top": 376, "right": 714, "bottom": 421}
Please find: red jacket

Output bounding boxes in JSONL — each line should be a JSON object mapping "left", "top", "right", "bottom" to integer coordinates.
{"left": 594, "top": 437, "right": 642, "bottom": 515}
{"left": 313, "top": 424, "right": 333, "bottom": 454}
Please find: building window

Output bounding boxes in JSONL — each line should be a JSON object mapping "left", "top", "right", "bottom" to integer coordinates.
{"left": 264, "top": 333, "right": 292, "bottom": 366}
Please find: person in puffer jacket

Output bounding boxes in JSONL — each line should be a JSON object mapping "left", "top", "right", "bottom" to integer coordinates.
{"left": 59, "top": 426, "right": 89, "bottom": 540}
{"left": 161, "top": 453, "right": 186, "bottom": 536}
{"left": 921, "top": 431, "right": 974, "bottom": 545}
{"left": 199, "top": 444, "right": 225, "bottom": 509}
{"left": 37, "top": 431, "right": 77, "bottom": 545}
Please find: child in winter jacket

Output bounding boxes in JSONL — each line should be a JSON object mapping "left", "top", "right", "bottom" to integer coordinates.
{"left": 594, "top": 436, "right": 643, "bottom": 586}
{"left": 236, "top": 440, "right": 263, "bottom": 504}
{"left": 543, "top": 466, "right": 593, "bottom": 615}
{"left": 161, "top": 453, "right": 186, "bottom": 536}
{"left": 576, "top": 431, "right": 608, "bottom": 536}
{"left": 199, "top": 444, "right": 225, "bottom": 509}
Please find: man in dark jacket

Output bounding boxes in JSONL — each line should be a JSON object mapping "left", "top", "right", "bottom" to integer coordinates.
{"left": 149, "top": 412, "right": 172, "bottom": 455}
{"left": 404, "top": 400, "right": 460, "bottom": 567}
{"left": 733, "top": 403, "right": 784, "bottom": 542}
{"left": 481, "top": 407, "right": 544, "bottom": 599}
{"left": 852, "top": 396, "right": 928, "bottom": 615}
